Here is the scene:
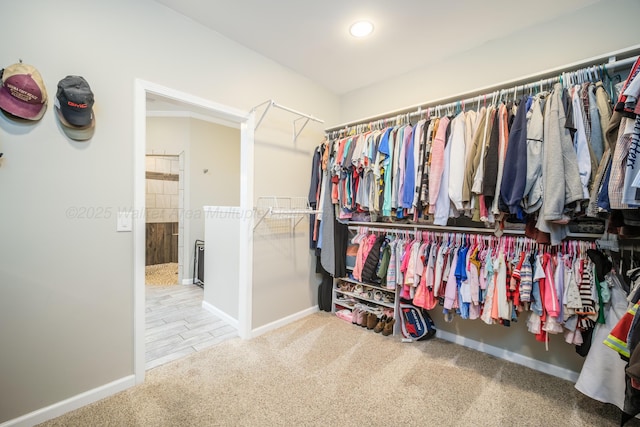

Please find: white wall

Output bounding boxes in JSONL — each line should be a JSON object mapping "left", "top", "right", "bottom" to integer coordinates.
{"left": 0, "top": 0, "right": 337, "bottom": 423}
{"left": 338, "top": 0, "right": 640, "bottom": 124}
{"left": 251, "top": 108, "right": 323, "bottom": 328}
{"left": 188, "top": 118, "right": 240, "bottom": 281}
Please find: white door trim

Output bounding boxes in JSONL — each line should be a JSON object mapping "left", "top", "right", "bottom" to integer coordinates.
{"left": 133, "top": 79, "right": 254, "bottom": 384}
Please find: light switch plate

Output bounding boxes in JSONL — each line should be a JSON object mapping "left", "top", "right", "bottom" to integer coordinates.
{"left": 117, "top": 211, "right": 133, "bottom": 232}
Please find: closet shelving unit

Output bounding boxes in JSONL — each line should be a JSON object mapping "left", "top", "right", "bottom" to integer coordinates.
{"left": 332, "top": 224, "right": 402, "bottom": 335}
{"left": 253, "top": 196, "right": 319, "bottom": 233}
{"left": 322, "top": 46, "right": 640, "bottom": 364}
{"left": 333, "top": 277, "right": 399, "bottom": 335}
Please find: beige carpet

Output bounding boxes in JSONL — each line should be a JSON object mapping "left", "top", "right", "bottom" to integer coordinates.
{"left": 39, "top": 312, "right": 638, "bottom": 427}
{"left": 145, "top": 262, "right": 179, "bottom": 286}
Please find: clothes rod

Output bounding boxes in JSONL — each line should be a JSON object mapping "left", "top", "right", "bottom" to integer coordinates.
{"left": 345, "top": 221, "right": 604, "bottom": 240}
{"left": 252, "top": 99, "right": 324, "bottom": 143}
{"left": 325, "top": 45, "right": 640, "bottom": 132}
{"left": 253, "top": 99, "right": 323, "bottom": 131}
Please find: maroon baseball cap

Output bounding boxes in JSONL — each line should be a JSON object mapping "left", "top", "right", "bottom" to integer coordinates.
{"left": 0, "top": 62, "right": 48, "bottom": 120}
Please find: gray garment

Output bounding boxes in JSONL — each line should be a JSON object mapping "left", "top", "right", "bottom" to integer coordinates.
{"left": 536, "top": 83, "right": 583, "bottom": 246}
{"left": 588, "top": 84, "right": 605, "bottom": 163}
{"left": 535, "top": 213, "right": 569, "bottom": 246}
{"left": 522, "top": 94, "right": 544, "bottom": 213}
{"left": 320, "top": 170, "right": 335, "bottom": 276}
{"left": 542, "top": 83, "right": 584, "bottom": 221}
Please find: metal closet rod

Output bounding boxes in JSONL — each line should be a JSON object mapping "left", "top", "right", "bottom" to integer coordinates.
{"left": 325, "top": 47, "right": 640, "bottom": 133}
{"left": 253, "top": 99, "right": 324, "bottom": 130}
{"left": 346, "top": 221, "right": 604, "bottom": 239}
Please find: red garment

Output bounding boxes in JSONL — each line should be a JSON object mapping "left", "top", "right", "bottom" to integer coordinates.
{"left": 509, "top": 252, "right": 526, "bottom": 308}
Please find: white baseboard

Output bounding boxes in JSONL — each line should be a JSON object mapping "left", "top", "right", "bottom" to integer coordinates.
{"left": 182, "top": 278, "right": 194, "bottom": 285}
{"left": 201, "top": 300, "right": 239, "bottom": 329}
{"left": 435, "top": 330, "right": 580, "bottom": 382}
{"left": 250, "top": 306, "right": 319, "bottom": 339}
{"left": 1, "top": 375, "right": 135, "bottom": 427}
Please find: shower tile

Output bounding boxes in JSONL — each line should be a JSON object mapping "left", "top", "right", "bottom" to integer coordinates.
{"left": 146, "top": 208, "right": 161, "bottom": 223}
{"left": 171, "top": 195, "right": 180, "bottom": 209}
{"left": 145, "top": 157, "right": 156, "bottom": 172}
{"left": 156, "top": 158, "right": 170, "bottom": 173}
{"left": 156, "top": 194, "right": 171, "bottom": 209}
{"left": 147, "top": 179, "right": 164, "bottom": 194}
{"left": 146, "top": 193, "right": 156, "bottom": 209}
{"left": 164, "top": 180, "right": 178, "bottom": 195}
{"left": 171, "top": 159, "right": 180, "bottom": 175}
{"left": 164, "top": 209, "right": 179, "bottom": 223}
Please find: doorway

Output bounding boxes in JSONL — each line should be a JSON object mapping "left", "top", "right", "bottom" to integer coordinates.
{"left": 145, "top": 153, "right": 181, "bottom": 287}
{"left": 133, "top": 79, "right": 255, "bottom": 383}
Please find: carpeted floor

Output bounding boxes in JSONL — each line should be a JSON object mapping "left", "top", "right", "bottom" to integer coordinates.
{"left": 38, "top": 312, "right": 640, "bottom": 427}
{"left": 145, "top": 262, "right": 179, "bottom": 286}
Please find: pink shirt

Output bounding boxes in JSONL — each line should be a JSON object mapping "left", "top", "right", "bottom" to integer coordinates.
{"left": 428, "top": 117, "right": 451, "bottom": 213}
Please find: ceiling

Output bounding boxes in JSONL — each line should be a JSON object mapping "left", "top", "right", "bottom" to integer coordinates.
{"left": 152, "top": 0, "right": 601, "bottom": 95}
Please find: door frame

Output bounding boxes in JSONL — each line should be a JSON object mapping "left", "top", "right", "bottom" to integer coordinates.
{"left": 133, "top": 79, "right": 254, "bottom": 383}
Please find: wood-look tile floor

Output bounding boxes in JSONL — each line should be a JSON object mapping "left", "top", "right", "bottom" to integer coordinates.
{"left": 145, "top": 284, "right": 238, "bottom": 370}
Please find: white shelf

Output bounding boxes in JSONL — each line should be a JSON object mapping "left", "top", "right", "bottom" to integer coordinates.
{"left": 334, "top": 289, "right": 395, "bottom": 309}
{"left": 337, "top": 277, "right": 396, "bottom": 293}
{"left": 253, "top": 196, "right": 320, "bottom": 231}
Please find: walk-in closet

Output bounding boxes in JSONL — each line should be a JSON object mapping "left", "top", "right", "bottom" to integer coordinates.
{"left": 4, "top": 2, "right": 640, "bottom": 426}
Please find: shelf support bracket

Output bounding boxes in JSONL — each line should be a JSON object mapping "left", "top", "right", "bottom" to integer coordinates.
{"left": 251, "top": 99, "right": 324, "bottom": 143}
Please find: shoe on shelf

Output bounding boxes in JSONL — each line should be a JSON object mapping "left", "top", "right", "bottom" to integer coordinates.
{"left": 367, "top": 312, "right": 378, "bottom": 329}
{"left": 357, "top": 309, "right": 366, "bottom": 327}
{"left": 352, "top": 308, "right": 361, "bottom": 325}
{"left": 373, "top": 315, "right": 387, "bottom": 333}
{"left": 382, "top": 317, "right": 396, "bottom": 336}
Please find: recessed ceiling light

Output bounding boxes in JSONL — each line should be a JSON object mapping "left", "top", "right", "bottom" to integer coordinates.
{"left": 349, "top": 20, "right": 374, "bottom": 38}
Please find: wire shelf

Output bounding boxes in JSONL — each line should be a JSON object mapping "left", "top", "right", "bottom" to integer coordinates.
{"left": 253, "top": 196, "right": 319, "bottom": 232}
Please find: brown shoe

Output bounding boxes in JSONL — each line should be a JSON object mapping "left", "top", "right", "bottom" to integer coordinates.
{"left": 373, "top": 315, "right": 387, "bottom": 333}
{"left": 367, "top": 312, "right": 378, "bottom": 329}
{"left": 381, "top": 317, "right": 395, "bottom": 336}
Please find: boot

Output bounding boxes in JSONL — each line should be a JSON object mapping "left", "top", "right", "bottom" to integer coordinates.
{"left": 367, "top": 312, "right": 378, "bottom": 329}
{"left": 373, "top": 315, "right": 387, "bottom": 333}
{"left": 382, "top": 317, "right": 395, "bottom": 336}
